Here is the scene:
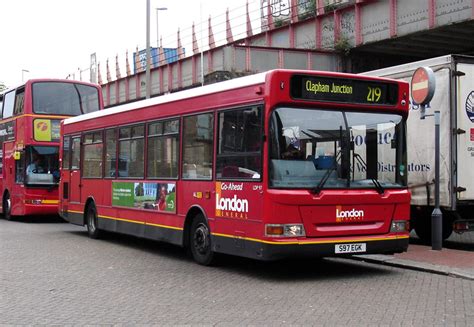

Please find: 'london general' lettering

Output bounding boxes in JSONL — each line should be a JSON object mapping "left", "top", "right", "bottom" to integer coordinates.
{"left": 216, "top": 194, "right": 249, "bottom": 213}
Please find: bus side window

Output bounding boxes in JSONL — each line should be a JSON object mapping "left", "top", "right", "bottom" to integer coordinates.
{"left": 104, "top": 129, "right": 117, "bottom": 178}
{"left": 118, "top": 125, "right": 144, "bottom": 178}
{"left": 83, "top": 131, "right": 103, "bottom": 178}
{"left": 216, "top": 106, "right": 262, "bottom": 180}
{"left": 147, "top": 119, "right": 179, "bottom": 179}
{"left": 182, "top": 113, "right": 214, "bottom": 180}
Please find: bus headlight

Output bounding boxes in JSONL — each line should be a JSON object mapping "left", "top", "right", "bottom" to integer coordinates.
{"left": 266, "top": 224, "right": 305, "bottom": 237}
{"left": 390, "top": 220, "right": 409, "bottom": 233}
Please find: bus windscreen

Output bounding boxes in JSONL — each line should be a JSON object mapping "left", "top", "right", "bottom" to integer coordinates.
{"left": 32, "top": 82, "right": 100, "bottom": 116}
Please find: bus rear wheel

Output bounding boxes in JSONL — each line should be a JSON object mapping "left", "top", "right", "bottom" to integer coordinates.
{"left": 86, "top": 203, "right": 101, "bottom": 239}
{"left": 3, "top": 193, "right": 12, "bottom": 221}
{"left": 189, "top": 214, "right": 215, "bottom": 265}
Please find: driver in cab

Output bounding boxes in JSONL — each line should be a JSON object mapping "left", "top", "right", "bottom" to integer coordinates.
{"left": 26, "top": 155, "right": 45, "bottom": 174}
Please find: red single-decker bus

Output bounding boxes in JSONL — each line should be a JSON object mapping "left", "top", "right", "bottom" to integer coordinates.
{"left": 59, "top": 70, "right": 410, "bottom": 264}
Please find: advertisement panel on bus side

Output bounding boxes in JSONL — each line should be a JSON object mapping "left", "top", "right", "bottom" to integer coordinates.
{"left": 112, "top": 181, "right": 176, "bottom": 213}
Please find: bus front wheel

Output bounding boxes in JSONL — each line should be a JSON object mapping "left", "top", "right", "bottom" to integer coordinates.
{"left": 3, "top": 193, "right": 12, "bottom": 221}
{"left": 86, "top": 203, "right": 101, "bottom": 239}
{"left": 189, "top": 214, "right": 215, "bottom": 265}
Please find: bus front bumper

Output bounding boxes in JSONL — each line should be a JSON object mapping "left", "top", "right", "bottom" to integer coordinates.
{"left": 22, "top": 199, "right": 59, "bottom": 216}
{"left": 212, "top": 234, "right": 409, "bottom": 261}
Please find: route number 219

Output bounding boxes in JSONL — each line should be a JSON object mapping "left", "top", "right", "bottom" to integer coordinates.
{"left": 367, "top": 87, "right": 382, "bottom": 102}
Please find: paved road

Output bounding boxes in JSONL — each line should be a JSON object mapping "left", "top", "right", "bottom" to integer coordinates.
{"left": 410, "top": 229, "right": 474, "bottom": 251}
{"left": 1, "top": 218, "right": 473, "bottom": 325}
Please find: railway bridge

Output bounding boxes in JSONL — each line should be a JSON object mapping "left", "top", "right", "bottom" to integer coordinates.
{"left": 98, "top": 0, "right": 474, "bottom": 107}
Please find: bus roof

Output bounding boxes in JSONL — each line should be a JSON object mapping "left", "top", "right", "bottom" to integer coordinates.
{"left": 64, "top": 71, "right": 268, "bottom": 125}
{"left": 1, "top": 78, "right": 101, "bottom": 94}
{"left": 64, "top": 69, "right": 407, "bottom": 126}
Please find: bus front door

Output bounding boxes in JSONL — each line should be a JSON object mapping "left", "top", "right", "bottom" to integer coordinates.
{"left": 69, "top": 137, "right": 81, "bottom": 203}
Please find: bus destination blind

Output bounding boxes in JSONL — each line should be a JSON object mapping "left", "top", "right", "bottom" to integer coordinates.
{"left": 290, "top": 75, "right": 398, "bottom": 105}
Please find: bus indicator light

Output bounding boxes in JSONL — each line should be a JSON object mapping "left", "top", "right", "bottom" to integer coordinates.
{"left": 266, "top": 225, "right": 284, "bottom": 236}
{"left": 266, "top": 224, "right": 305, "bottom": 237}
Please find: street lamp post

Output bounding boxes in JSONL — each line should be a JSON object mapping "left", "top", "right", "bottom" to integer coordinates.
{"left": 146, "top": 0, "right": 151, "bottom": 98}
{"left": 156, "top": 7, "right": 167, "bottom": 50}
{"left": 22, "top": 69, "right": 30, "bottom": 82}
{"left": 147, "top": 2, "right": 168, "bottom": 99}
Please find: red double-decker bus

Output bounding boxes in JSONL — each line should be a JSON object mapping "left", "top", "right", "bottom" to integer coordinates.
{"left": 0, "top": 79, "right": 103, "bottom": 220}
{"left": 59, "top": 70, "right": 410, "bottom": 264}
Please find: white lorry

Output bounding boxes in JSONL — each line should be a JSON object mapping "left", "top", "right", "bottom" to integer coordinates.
{"left": 363, "top": 55, "right": 474, "bottom": 242}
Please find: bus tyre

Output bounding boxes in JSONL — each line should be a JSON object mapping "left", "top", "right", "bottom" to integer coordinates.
{"left": 190, "top": 214, "right": 214, "bottom": 265}
{"left": 3, "top": 193, "right": 12, "bottom": 221}
{"left": 86, "top": 204, "right": 101, "bottom": 239}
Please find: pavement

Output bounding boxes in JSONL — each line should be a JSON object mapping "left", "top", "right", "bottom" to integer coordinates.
{"left": 354, "top": 242, "right": 474, "bottom": 281}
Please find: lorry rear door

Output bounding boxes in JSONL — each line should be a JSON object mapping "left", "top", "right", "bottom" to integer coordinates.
{"left": 456, "top": 63, "right": 474, "bottom": 201}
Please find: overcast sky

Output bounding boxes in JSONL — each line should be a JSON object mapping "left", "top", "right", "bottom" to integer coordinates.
{"left": 0, "top": 0, "right": 262, "bottom": 88}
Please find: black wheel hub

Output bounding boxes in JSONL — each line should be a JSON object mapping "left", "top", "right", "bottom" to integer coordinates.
{"left": 193, "top": 223, "right": 210, "bottom": 255}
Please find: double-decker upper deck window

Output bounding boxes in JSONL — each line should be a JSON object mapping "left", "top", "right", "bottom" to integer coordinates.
{"left": 2, "top": 90, "right": 15, "bottom": 119}
{"left": 217, "top": 106, "right": 262, "bottom": 179}
{"left": 182, "top": 113, "right": 214, "bottom": 180}
{"left": 147, "top": 119, "right": 179, "bottom": 179}
{"left": 14, "top": 88, "right": 25, "bottom": 115}
{"left": 83, "top": 131, "right": 103, "bottom": 178}
{"left": 32, "top": 82, "right": 100, "bottom": 116}
{"left": 119, "top": 125, "right": 144, "bottom": 178}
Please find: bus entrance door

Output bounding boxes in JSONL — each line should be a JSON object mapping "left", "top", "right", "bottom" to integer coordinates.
{"left": 69, "top": 137, "right": 81, "bottom": 203}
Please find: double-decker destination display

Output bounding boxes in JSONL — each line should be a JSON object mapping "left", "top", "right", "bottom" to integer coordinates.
{"left": 0, "top": 79, "right": 103, "bottom": 220}
{"left": 59, "top": 70, "right": 410, "bottom": 265}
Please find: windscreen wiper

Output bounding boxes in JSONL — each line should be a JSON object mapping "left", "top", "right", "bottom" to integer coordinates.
{"left": 371, "top": 178, "right": 385, "bottom": 194}
{"left": 311, "top": 151, "right": 341, "bottom": 195}
{"left": 311, "top": 165, "right": 336, "bottom": 195}
{"left": 353, "top": 153, "right": 384, "bottom": 194}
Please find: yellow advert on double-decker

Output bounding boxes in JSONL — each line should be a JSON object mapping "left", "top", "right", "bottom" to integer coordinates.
{"left": 34, "top": 119, "right": 52, "bottom": 142}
